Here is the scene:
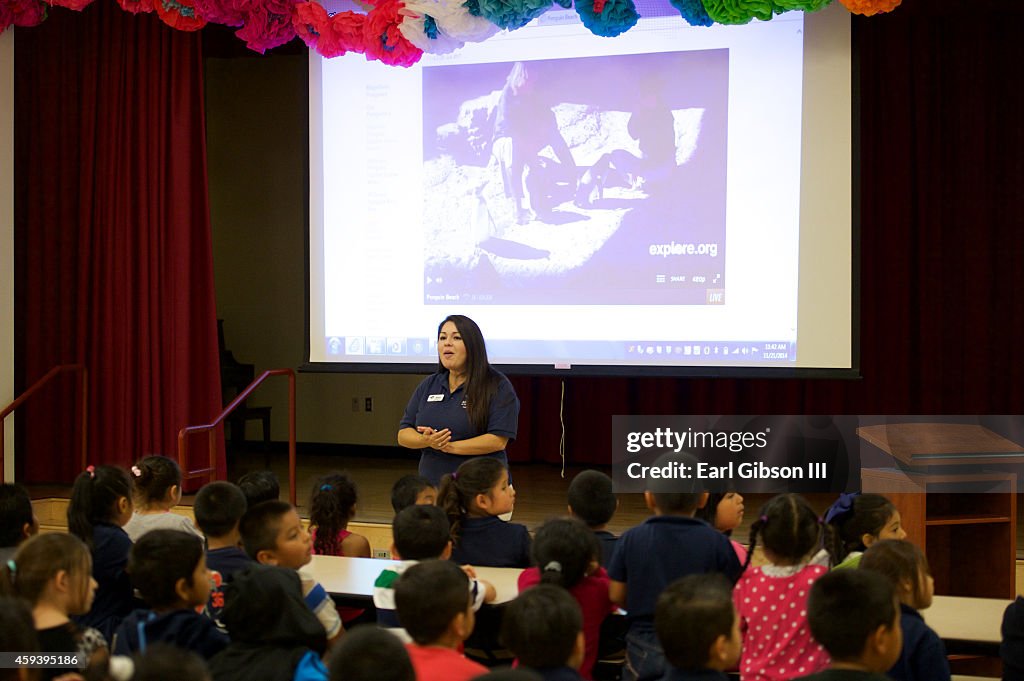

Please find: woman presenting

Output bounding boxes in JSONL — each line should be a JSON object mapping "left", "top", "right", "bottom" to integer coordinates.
{"left": 398, "top": 314, "right": 520, "bottom": 485}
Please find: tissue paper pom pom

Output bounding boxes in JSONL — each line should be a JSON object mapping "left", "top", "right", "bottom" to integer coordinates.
{"left": 3, "top": 0, "right": 46, "bottom": 26}
{"left": 397, "top": 0, "right": 469, "bottom": 53}
{"left": 434, "top": 0, "right": 499, "bottom": 42}
{"left": 192, "top": 0, "right": 243, "bottom": 24}
{"left": 701, "top": 0, "right": 775, "bottom": 24}
{"left": 116, "top": 0, "right": 153, "bottom": 13}
{"left": 669, "top": 0, "right": 712, "bottom": 26}
{"left": 293, "top": 1, "right": 329, "bottom": 47}
{"left": 362, "top": 0, "right": 424, "bottom": 66}
{"left": 838, "top": 0, "right": 898, "bottom": 15}
{"left": 324, "top": 10, "right": 368, "bottom": 55}
{"left": 154, "top": 0, "right": 206, "bottom": 29}
{"left": 236, "top": 0, "right": 298, "bottom": 52}
{"left": 575, "top": 0, "right": 637, "bottom": 37}
{"left": 46, "top": 0, "right": 93, "bottom": 11}
{"left": 774, "top": 0, "right": 830, "bottom": 10}
{"left": 475, "top": 0, "right": 551, "bottom": 31}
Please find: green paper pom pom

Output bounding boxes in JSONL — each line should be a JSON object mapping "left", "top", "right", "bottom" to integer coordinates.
{"left": 701, "top": 0, "right": 776, "bottom": 23}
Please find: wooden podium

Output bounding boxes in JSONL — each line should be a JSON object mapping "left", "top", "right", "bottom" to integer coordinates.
{"left": 858, "top": 423, "right": 1022, "bottom": 599}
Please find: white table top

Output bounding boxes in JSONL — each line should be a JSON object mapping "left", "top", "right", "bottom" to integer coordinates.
{"left": 306, "top": 554, "right": 524, "bottom": 604}
{"left": 306, "top": 557, "right": 1011, "bottom": 644}
{"left": 923, "top": 595, "right": 1011, "bottom": 645}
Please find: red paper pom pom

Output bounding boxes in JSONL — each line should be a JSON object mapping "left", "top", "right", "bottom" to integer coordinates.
{"left": 362, "top": 0, "right": 422, "bottom": 67}
{"left": 46, "top": 0, "right": 94, "bottom": 12}
{"left": 154, "top": 0, "right": 207, "bottom": 29}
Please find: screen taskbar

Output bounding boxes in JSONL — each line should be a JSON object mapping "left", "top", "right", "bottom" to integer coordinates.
{"left": 324, "top": 337, "right": 797, "bottom": 364}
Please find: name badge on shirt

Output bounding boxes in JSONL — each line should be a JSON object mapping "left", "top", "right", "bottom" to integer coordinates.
{"left": 427, "top": 394, "right": 445, "bottom": 402}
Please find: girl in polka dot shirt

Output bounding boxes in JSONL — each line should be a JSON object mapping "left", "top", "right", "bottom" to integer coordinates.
{"left": 733, "top": 494, "right": 830, "bottom": 681}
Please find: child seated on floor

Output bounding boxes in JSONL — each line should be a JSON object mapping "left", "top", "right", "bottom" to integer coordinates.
{"left": 208, "top": 564, "right": 329, "bottom": 681}
{"left": 654, "top": 574, "right": 741, "bottom": 681}
{"left": 438, "top": 457, "right": 531, "bottom": 568}
{"left": 0, "top": 483, "right": 38, "bottom": 564}
{"left": 694, "top": 491, "right": 747, "bottom": 564}
{"left": 327, "top": 625, "right": 415, "bottom": 681}
{"left": 859, "top": 539, "right": 949, "bottom": 681}
{"left": 608, "top": 452, "right": 742, "bottom": 681}
{"left": 124, "top": 455, "right": 202, "bottom": 542}
{"left": 239, "top": 500, "right": 343, "bottom": 646}
{"left": 374, "top": 504, "right": 495, "bottom": 641}
{"left": 502, "top": 584, "right": 587, "bottom": 681}
{"left": 390, "top": 474, "right": 438, "bottom": 514}
{"left": 112, "top": 529, "right": 228, "bottom": 659}
{"left": 517, "top": 518, "right": 613, "bottom": 680}
{"left": 795, "top": 569, "right": 902, "bottom": 681}
{"left": 237, "top": 470, "right": 280, "bottom": 507}
{"left": 192, "top": 481, "right": 252, "bottom": 629}
{"left": 67, "top": 464, "right": 137, "bottom": 640}
{"left": 309, "top": 472, "right": 371, "bottom": 558}
{"left": 819, "top": 493, "right": 906, "bottom": 569}
{"left": 394, "top": 560, "right": 488, "bottom": 681}
{"left": 566, "top": 470, "right": 618, "bottom": 567}
{"left": 1, "top": 533, "right": 110, "bottom": 681}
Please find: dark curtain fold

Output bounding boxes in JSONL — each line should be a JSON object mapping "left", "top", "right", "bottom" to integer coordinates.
{"left": 510, "top": 0, "right": 1024, "bottom": 466}
{"left": 14, "top": 2, "right": 224, "bottom": 484}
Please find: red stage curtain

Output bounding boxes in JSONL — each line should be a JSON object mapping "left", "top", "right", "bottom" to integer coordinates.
{"left": 509, "top": 0, "right": 1024, "bottom": 466}
{"left": 14, "top": 3, "right": 224, "bottom": 484}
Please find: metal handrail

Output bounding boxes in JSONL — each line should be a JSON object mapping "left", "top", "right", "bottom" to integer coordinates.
{"left": 0, "top": 364, "right": 88, "bottom": 483}
{"left": 177, "top": 368, "right": 297, "bottom": 505}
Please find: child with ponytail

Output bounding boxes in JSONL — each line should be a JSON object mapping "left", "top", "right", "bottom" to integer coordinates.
{"left": 438, "top": 457, "right": 531, "bottom": 568}
{"left": 517, "top": 518, "right": 615, "bottom": 680}
{"left": 2, "top": 533, "right": 109, "bottom": 681}
{"left": 67, "top": 464, "right": 136, "bottom": 639}
{"left": 124, "top": 455, "right": 202, "bottom": 542}
{"left": 734, "top": 493, "right": 829, "bottom": 681}
{"left": 308, "top": 472, "right": 371, "bottom": 558}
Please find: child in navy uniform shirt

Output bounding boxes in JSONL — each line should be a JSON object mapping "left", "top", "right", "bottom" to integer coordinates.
{"left": 795, "top": 570, "right": 903, "bottom": 681}
{"left": 655, "top": 574, "right": 741, "bottom": 681}
{"left": 859, "top": 540, "right": 949, "bottom": 681}
{"left": 439, "top": 457, "right": 530, "bottom": 568}
{"left": 566, "top": 470, "right": 618, "bottom": 567}
{"left": 193, "top": 482, "right": 252, "bottom": 629}
{"left": 112, "top": 529, "right": 228, "bottom": 659}
{"left": 608, "top": 452, "right": 741, "bottom": 681}
{"left": 67, "top": 464, "right": 137, "bottom": 640}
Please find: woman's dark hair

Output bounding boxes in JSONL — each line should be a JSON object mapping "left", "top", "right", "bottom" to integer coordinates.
{"left": 67, "top": 465, "right": 133, "bottom": 547}
{"left": 744, "top": 493, "right": 820, "bottom": 571}
{"left": 436, "top": 315, "right": 503, "bottom": 433}
{"left": 310, "top": 471, "right": 359, "bottom": 556}
{"left": 823, "top": 493, "right": 898, "bottom": 566}
{"left": 437, "top": 457, "right": 507, "bottom": 544}
{"left": 531, "top": 518, "right": 600, "bottom": 590}
{"left": 131, "top": 455, "right": 182, "bottom": 506}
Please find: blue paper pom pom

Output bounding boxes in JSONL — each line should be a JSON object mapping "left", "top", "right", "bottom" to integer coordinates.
{"left": 575, "top": 0, "right": 638, "bottom": 37}
{"left": 475, "top": 0, "right": 553, "bottom": 30}
{"left": 669, "top": 0, "right": 713, "bottom": 26}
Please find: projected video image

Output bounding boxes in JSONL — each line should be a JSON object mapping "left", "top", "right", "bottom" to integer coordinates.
{"left": 422, "top": 50, "right": 729, "bottom": 306}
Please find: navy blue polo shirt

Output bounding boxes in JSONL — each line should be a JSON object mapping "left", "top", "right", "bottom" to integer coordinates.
{"left": 607, "top": 515, "right": 742, "bottom": 632}
{"left": 400, "top": 369, "right": 519, "bottom": 485}
{"left": 888, "top": 603, "right": 950, "bottom": 681}
{"left": 450, "top": 516, "right": 532, "bottom": 568}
